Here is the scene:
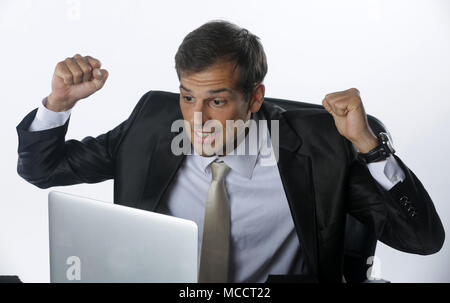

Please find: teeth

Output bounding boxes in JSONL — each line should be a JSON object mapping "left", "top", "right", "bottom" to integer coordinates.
{"left": 195, "top": 130, "right": 215, "bottom": 138}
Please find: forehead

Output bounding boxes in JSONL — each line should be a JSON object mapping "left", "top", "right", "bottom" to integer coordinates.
{"left": 179, "top": 60, "right": 240, "bottom": 93}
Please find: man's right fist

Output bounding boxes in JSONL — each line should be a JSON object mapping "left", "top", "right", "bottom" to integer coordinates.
{"left": 46, "top": 54, "right": 108, "bottom": 112}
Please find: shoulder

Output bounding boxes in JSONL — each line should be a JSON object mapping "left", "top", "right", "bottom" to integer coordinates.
{"left": 263, "top": 97, "right": 387, "bottom": 136}
{"left": 263, "top": 97, "right": 338, "bottom": 138}
{"left": 135, "top": 90, "right": 179, "bottom": 112}
{"left": 131, "top": 90, "right": 182, "bottom": 122}
{"left": 262, "top": 97, "right": 388, "bottom": 162}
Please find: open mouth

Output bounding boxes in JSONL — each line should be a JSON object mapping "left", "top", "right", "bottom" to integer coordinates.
{"left": 193, "top": 129, "right": 220, "bottom": 143}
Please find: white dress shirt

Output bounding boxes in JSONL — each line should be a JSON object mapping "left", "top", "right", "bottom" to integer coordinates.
{"left": 28, "top": 97, "right": 406, "bottom": 282}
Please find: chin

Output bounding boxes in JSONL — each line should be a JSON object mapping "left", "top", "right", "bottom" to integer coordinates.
{"left": 190, "top": 131, "right": 226, "bottom": 157}
{"left": 193, "top": 143, "right": 222, "bottom": 157}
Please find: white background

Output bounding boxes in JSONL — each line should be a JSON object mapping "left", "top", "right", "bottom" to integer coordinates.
{"left": 0, "top": 0, "right": 449, "bottom": 282}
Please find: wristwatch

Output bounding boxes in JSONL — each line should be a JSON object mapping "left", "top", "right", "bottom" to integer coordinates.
{"left": 358, "top": 132, "right": 395, "bottom": 163}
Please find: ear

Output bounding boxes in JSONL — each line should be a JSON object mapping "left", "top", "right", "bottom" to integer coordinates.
{"left": 249, "top": 83, "right": 265, "bottom": 113}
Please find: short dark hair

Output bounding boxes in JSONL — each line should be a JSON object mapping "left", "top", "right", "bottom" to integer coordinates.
{"left": 175, "top": 20, "right": 268, "bottom": 101}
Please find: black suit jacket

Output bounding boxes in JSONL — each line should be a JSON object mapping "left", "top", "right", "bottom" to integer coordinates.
{"left": 16, "top": 90, "right": 445, "bottom": 282}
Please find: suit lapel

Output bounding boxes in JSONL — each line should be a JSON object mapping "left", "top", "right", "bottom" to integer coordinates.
{"left": 138, "top": 113, "right": 187, "bottom": 212}
{"left": 262, "top": 102, "right": 319, "bottom": 277}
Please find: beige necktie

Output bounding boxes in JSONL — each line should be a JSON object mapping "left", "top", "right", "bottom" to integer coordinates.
{"left": 198, "top": 161, "right": 231, "bottom": 283}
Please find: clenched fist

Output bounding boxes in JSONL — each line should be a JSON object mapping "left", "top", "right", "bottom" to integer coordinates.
{"left": 46, "top": 54, "right": 108, "bottom": 112}
{"left": 322, "top": 88, "right": 378, "bottom": 153}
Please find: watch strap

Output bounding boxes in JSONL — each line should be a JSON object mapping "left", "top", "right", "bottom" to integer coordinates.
{"left": 358, "top": 132, "right": 394, "bottom": 163}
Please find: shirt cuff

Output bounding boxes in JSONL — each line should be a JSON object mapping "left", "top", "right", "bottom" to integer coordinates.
{"left": 367, "top": 155, "right": 406, "bottom": 191}
{"left": 28, "top": 97, "right": 71, "bottom": 131}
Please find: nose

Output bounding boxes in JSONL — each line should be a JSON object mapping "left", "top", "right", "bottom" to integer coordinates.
{"left": 192, "top": 101, "right": 210, "bottom": 128}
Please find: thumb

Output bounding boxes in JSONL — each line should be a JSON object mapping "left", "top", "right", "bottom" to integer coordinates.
{"left": 92, "top": 68, "right": 108, "bottom": 90}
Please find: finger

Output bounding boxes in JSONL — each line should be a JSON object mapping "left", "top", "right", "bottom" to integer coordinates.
{"left": 332, "top": 99, "right": 350, "bottom": 116}
{"left": 85, "top": 56, "right": 101, "bottom": 69}
{"left": 322, "top": 97, "right": 333, "bottom": 114}
{"left": 323, "top": 96, "right": 347, "bottom": 117}
{"left": 54, "top": 61, "right": 73, "bottom": 86}
{"left": 324, "top": 91, "right": 345, "bottom": 102}
{"left": 322, "top": 97, "right": 334, "bottom": 116}
{"left": 65, "top": 57, "right": 84, "bottom": 84}
{"left": 92, "top": 68, "right": 108, "bottom": 90}
{"left": 326, "top": 88, "right": 360, "bottom": 99}
{"left": 75, "top": 56, "right": 93, "bottom": 82}
{"left": 348, "top": 87, "right": 360, "bottom": 96}
{"left": 333, "top": 93, "right": 362, "bottom": 111}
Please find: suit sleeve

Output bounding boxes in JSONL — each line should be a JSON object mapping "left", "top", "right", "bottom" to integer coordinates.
{"left": 345, "top": 118, "right": 445, "bottom": 255}
{"left": 16, "top": 91, "right": 151, "bottom": 188}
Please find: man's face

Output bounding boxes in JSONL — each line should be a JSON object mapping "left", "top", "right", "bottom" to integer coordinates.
{"left": 179, "top": 59, "right": 264, "bottom": 157}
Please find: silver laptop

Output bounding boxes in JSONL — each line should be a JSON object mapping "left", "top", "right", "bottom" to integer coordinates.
{"left": 48, "top": 191, "right": 198, "bottom": 283}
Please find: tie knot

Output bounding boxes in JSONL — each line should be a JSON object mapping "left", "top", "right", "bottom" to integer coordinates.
{"left": 210, "top": 161, "right": 230, "bottom": 182}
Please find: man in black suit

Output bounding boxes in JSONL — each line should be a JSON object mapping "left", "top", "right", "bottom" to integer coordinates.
{"left": 16, "top": 20, "right": 444, "bottom": 283}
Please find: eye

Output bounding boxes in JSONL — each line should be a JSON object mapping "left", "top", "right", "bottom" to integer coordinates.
{"left": 211, "top": 99, "right": 226, "bottom": 107}
{"left": 183, "top": 95, "right": 194, "bottom": 102}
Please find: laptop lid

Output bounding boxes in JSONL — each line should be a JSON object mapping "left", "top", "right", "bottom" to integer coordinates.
{"left": 48, "top": 191, "right": 198, "bottom": 282}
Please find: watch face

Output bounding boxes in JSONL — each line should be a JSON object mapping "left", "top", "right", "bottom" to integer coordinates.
{"left": 379, "top": 132, "right": 395, "bottom": 154}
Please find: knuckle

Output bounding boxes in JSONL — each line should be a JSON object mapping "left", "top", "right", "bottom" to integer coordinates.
{"left": 78, "top": 61, "right": 92, "bottom": 73}
{"left": 351, "top": 94, "right": 361, "bottom": 102}
{"left": 325, "top": 95, "right": 334, "bottom": 103}
{"left": 88, "top": 56, "right": 100, "bottom": 66}
{"left": 56, "top": 61, "right": 64, "bottom": 69}
{"left": 84, "top": 64, "right": 93, "bottom": 73}
{"left": 73, "top": 71, "right": 82, "bottom": 79}
{"left": 350, "top": 87, "right": 360, "bottom": 94}
{"left": 63, "top": 74, "right": 73, "bottom": 83}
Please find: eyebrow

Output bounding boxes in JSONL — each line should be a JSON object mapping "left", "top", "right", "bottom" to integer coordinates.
{"left": 179, "top": 84, "right": 233, "bottom": 94}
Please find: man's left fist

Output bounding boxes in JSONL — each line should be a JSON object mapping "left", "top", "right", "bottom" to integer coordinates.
{"left": 322, "top": 88, "right": 378, "bottom": 153}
